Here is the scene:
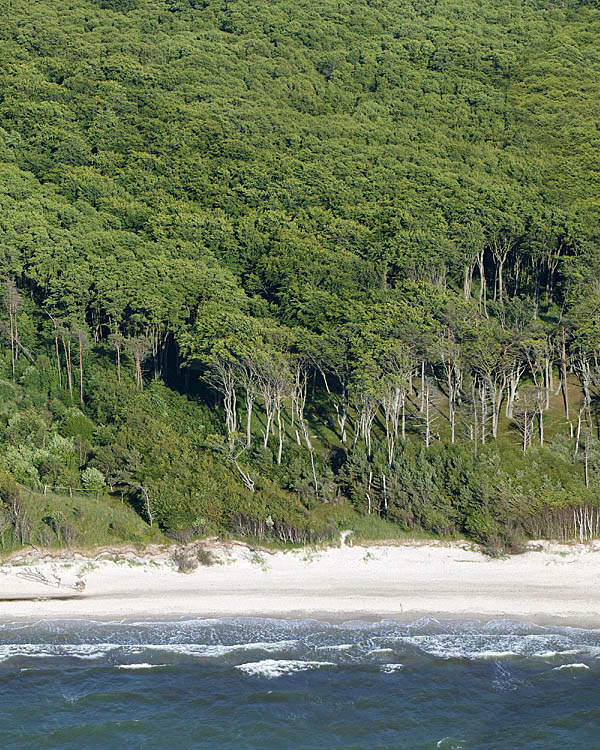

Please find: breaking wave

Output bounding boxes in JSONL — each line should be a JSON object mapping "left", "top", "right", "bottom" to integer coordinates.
{"left": 235, "top": 659, "right": 335, "bottom": 678}
{"left": 0, "top": 616, "right": 599, "bottom": 674}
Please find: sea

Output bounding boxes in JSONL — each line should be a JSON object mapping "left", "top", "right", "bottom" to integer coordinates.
{"left": 1, "top": 617, "right": 599, "bottom": 749}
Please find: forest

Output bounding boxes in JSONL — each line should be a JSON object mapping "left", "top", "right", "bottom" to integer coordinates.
{"left": 0, "top": 0, "right": 599, "bottom": 552}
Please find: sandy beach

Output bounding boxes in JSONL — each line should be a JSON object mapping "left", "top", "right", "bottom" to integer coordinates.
{"left": 0, "top": 539, "right": 599, "bottom": 626}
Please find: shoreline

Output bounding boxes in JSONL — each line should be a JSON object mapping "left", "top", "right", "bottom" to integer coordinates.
{"left": 1, "top": 612, "right": 598, "bottom": 630}
{"left": 1, "top": 539, "right": 599, "bottom": 628}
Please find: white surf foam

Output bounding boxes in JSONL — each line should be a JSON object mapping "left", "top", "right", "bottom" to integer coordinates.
{"left": 142, "top": 640, "right": 298, "bottom": 658}
{"left": 0, "top": 639, "right": 300, "bottom": 664}
{"left": 473, "top": 650, "right": 518, "bottom": 659}
{"left": 367, "top": 648, "right": 396, "bottom": 656}
{"left": 235, "top": 659, "right": 335, "bottom": 678}
{"left": 436, "top": 739, "right": 466, "bottom": 749}
{"left": 553, "top": 663, "right": 590, "bottom": 671}
{"left": 232, "top": 639, "right": 298, "bottom": 653}
{"left": 0, "top": 643, "right": 121, "bottom": 662}
{"left": 405, "top": 636, "right": 520, "bottom": 660}
{"left": 380, "top": 664, "right": 403, "bottom": 673}
{"left": 534, "top": 649, "right": 583, "bottom": 658}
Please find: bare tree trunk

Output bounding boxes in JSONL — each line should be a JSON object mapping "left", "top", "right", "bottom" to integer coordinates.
{"left": 425, "top": 384, "right": 432, "bottom": 448}
{"left": 205, "top": 359, "right": 238, "bottom": 437}
{"left": 544, "top": 357, "right": 552, "bottom": 410}
{"left": 276, "top": 403, "right": 284, "bottom": 465}
{"left": 575, "top": 406, "right": 584, "bottom": 456}
{"left": 12, "top": 305, "right": 18, "bottom": 362}
{"left": 246, "top": 393, "right": 254, "bottom": 448}
{"left": 139, "top": 486, "right": 154, "bottom": 527}
{"left": 233, "top": 454, "right": 255, "bottom": 492}
{"left": 79, "top": 337, "right": 84, "bottom": 404}
{"left": 61, "top": 332, "right": 73, "bottom": 400}
{"left": 334, "top": 388, "right": 349, "bottom": 444}
{"left": 401, "top": 392, "right": 406, "bottom": 441}
{"left": 263, "top": 409, "right": 274, "bottom": 449}
{"left": 480, "top": 383, "right": 486, "bottom": 444}
{"left": 561, "top": 327, "right": 569, "bottom": 422}
{"left": 497, "top": 259, "right": 504, "bottom": 303}
{"left": 381, "top": 385, "right": 403, "bottom": 466}
{"left": 505, "top": 364, "right": 524, "bottom": 418}
{"left": 356, "top": 392, "right": 377, "bottom": 458}
{"left": 3, "top": 281, "right": 25, "bottom": 378}
{"left": 490, "top": 233, "right": 514, "bottom": 305}
{"left": 55, "top": 331, "right": 62, "bottom": 387}
{"left": 463, "top": 263, "right": 474, "bottom": 301}
{"left": 8, "top": 304, "right": 15, "bottom": 377}
{"left": 513, "top": 253, "right": 522, "bottom": 296}
{"left": 477, "top": 248, "right": 487, "bottom": 316}
{"left": 301, "top": 417, "right": 318, "bottom": 500}
{"left": 446, "top": 366, "right": 456, "bottom": 443}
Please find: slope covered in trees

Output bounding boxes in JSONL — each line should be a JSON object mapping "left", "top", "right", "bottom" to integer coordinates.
{"left": 0, "top": 0, "right": 599, "bottom": 551}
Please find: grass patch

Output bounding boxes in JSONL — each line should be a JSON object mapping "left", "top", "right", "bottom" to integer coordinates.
{"left": 310, "top": 503, "right": 440, "bottom": 544}
{"left": 1, "top": 487, "right": 164, "bottom": 553}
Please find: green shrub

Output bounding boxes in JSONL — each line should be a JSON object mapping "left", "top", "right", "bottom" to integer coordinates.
{"left": 82, "top": 467, "right": 106, "bottom": 491}
{"left": 61, "top": 410, "right": 96, "bottom": 441}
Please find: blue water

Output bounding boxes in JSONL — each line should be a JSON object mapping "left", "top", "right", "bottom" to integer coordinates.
{"left": 1, "top": 618, "right": 599, "bottom": 749}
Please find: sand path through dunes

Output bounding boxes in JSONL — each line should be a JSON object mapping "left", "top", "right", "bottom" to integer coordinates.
{"left": 0, "top": 540, "right": 598, "bottom": 626}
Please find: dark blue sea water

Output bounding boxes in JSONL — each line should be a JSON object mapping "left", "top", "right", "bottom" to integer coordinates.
{"left": 1, "top": 617, "right": 599, "bottom": 749}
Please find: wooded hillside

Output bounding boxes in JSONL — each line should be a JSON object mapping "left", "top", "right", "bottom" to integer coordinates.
{"left": 0, "top": 0, "right": 599, "bottom": 551}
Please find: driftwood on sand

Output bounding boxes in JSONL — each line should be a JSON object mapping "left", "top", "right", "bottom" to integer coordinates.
{"left": 15, "top": 568, "right": 86, "bottom": 592}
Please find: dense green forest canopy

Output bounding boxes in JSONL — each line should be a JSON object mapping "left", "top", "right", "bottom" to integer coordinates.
{"left": 0, "top": 0, "right": 599, "bottom": 551}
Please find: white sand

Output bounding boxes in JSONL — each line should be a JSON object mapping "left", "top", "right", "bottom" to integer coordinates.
{"left": 0, "top": 540, "right": 599, "bottom": 626}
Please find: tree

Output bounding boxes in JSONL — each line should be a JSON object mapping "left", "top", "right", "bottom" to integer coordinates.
{"left": 309, "top": 328, "right": 355, "bottom": 446}
{"left": 125, "top": 337, "right": 151, "bottom": 391}
{"left": 435, "top": 328, "right": 463, "bottom": 444}
{"left": 254, "top": 351, "right": 291, "bottom": 464}
{"left": 3, "top": 279, "right": 22, "bottom": 378}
